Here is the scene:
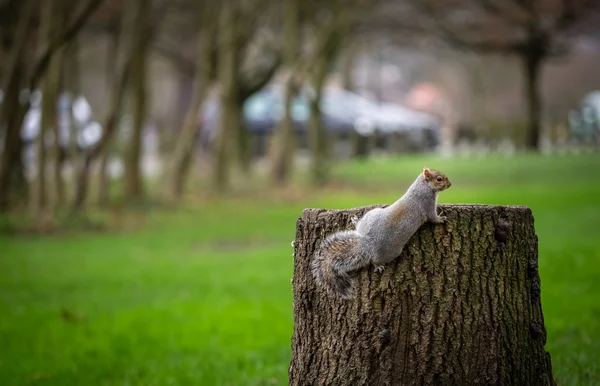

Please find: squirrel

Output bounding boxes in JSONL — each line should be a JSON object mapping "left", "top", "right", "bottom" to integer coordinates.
{"left": 310, "top": 166, "right": 452, "bottom": 299}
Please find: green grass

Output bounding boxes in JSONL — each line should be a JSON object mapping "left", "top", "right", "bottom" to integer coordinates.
{"left": 1, "top": 153, "right": 600, "bottom": 385}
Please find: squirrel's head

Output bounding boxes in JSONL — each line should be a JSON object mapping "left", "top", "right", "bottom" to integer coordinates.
{"left": 422, "top": 166, "right": 452, "bottom": 192}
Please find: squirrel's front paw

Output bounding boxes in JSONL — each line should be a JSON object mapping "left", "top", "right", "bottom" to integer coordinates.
{"left": 350, "top": 215, "right": 359, "bottom": 228}
{"left": 374, "top": 265, "right": 385, "bottom": 273}
{"left": 433, "top": 216, "right": 447, "bottom": 224}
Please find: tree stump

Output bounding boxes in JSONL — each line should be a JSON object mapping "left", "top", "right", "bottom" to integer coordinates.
{"left": 289, "top": 204, "right": 555, "bottom": 386}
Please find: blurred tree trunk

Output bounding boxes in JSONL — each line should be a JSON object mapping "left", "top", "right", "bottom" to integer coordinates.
{"left": 32, "top": 0, "right": 57, "bottom": 218}
{"left": 61, "top": 37, "right": 81, "bottom": 208}
{"left": 213, "top": 1, "right": 238, "bottom": 191}
{"left": 290, "top": 205, "right": 556, "bottom": 385}
{"left": 523, "top": 50, "right": 543, "bottom": 150}
{"left": 231, "top": 54, "right": 250, "bottom": 176}
{"left": 236, "top": 39, "right": 282, "bottom": 175}
{"left": 124, "top": 0, "right": 150, "bottom": 200}
{"left": 166, "top": 9, "right": 215, "bottom": 200}
{"left": 0, "top": 0, "right": 35, "bottom": 212}
{"left": 271, "top": 0, "right": 299, "bottom": 186}
{"left": 307, "top": 7, "right": 347, "bottom": 186}
{"left": 73, "top": 66, "right": 131, "bottom": 211}
{"left": 98, "top": 27, "right": 120, "bottom": 206}
{"left": 341, "top": 43, "right": 355, "bottom": 92}
{"left": 64, "top": 38, "right": 81, "bottom": 162}
{"left": 51, "top": 49, "right": 67, "bottom": 209}
{"left": 1, "top": 0, "right": 104, "bottom": 213}
{"left": 0, "top": 69, "right": 28, "bottom": 212}
{"left": 50, "top": 2, "right": 69, "bottom": 209}
{"left": 308, "top": 56, "right": 329, "bottom": 186}
{"left": 73, "top": 4, "right": 135, "bottom": 211}
{"left": 342, "top": 42, "right": 369, "bottom": 159}
{"left": 232, "top": 96, "right": 250, "bottom": 176}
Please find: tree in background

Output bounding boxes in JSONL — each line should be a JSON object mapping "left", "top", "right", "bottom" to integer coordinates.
{"left": 305, "top": 0, "right": 363, "bottom": 185}
{"left": 371, "top": 0, "right": 600, "bottom": 150}
{"left": 72, "top": 0, "right": 168, "bottom": 209}
{"left": 269, "top": 0, "right": 364, "bottom": 186}
{"left": 73, "top": 1, "right": 136, "bottom": 210}
{"left": 0, "top": 0, "right": 103, "bottom": 213}
{"left": 123, "top": 0, "right": 150, "bottom": 201}
{"left": 0, "top": 1, "right": 36, "bottom": 212}
{"left": 270, "top": 0, "right": 300, "bottom": 186}
{"left": 212, "top": 0, "right": 280, "bottom": 192}
{"left": 164, "top": 1, "right": 218, "bottom": 200}
{"left": 32, "top": 0, "right": 59, "bottom": 220}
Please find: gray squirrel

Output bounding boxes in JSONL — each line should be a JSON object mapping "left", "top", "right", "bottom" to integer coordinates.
{"left": 310, "top": 166, "right": 452, "bottom": 299}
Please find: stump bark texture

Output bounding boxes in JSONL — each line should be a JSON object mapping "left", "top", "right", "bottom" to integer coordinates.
{"left": 289, "top": 204, "right": 555, "bottom": 386}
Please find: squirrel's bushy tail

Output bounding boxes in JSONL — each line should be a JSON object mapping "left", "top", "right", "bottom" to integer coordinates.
{"left": 310, "top": 230, "right": 369, "bottom": 299}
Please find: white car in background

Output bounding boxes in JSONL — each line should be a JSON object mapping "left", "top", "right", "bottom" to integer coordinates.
{"left": 569, "top": 90, "right": 600, "bottom": 143}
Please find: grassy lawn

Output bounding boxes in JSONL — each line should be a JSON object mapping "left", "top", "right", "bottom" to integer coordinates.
{"left": 1, "top": 153, "right": 599, "bottom": 385}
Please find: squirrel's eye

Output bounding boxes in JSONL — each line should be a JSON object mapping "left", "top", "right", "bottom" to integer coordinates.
{"left": 436, "top": 177, "right": 442, "bottom": 182}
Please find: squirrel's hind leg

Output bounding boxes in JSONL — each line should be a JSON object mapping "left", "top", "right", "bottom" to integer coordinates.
{"left": 373, "top": 264, "right": 385, "bottom": 273}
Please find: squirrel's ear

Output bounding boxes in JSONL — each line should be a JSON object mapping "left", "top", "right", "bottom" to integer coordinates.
{"left": 423, "top": 166, "right": 431, "bottom": 179}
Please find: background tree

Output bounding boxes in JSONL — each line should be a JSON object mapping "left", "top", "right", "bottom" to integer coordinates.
{"left": 73, "top": 1, "right": 137, "bottom": 210}
{"left": 212, "top": 0, "right": 280, "bottom": 191}
{"left": 0, "top": 0, "right": 104, "bottom": 213}
{"left": 164, "top": 1, "right": 218, "bottom": 200}
{"left": 270, "top": 0, "right": 300, "bottom": 186}
{"left": 304, "top": 0, "right": 362, "bottom": 185}
{"left": 0, "top": 1, "right": 36, "bottom": 212}
{"left": 32, "top": 0, "right": 59, "bottom": 220}
{"left": 123, "top": 0, "right": 150, "bottom": 201}
{"left": 369, "top": 0, "right": 600, "bottom": 150}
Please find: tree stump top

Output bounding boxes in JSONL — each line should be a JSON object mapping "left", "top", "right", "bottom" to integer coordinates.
{"left": 290, "top": 204, "right": 554, "bottom": 386}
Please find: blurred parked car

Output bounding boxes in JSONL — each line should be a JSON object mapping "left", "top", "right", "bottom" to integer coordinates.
{"left": 200, "top": 86, "right": 442, "bottom": 151}
{"left": 200, "top": 86, "right": 358, "bottom": 141}
{"left": 569, "top": 90, "right": 600, "bottom": 143}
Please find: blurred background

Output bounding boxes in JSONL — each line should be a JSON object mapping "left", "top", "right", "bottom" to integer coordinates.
{"left": 1, "top": 0, "right": 599, "bottom": 384}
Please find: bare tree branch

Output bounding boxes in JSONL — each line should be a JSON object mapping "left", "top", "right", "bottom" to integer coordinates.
{"left": 29, "top": 0, "right": 105, "bottom": 90}
{"left": 239, "top": 52, "right": 281, "bottom": 100}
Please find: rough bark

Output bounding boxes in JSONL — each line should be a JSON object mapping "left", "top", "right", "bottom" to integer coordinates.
{"left": 290, "top": 204, "right": 555, "bottom": 386}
